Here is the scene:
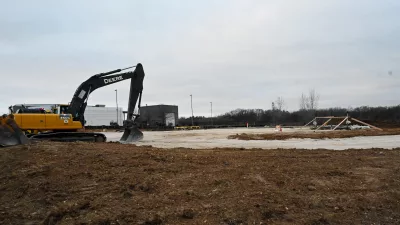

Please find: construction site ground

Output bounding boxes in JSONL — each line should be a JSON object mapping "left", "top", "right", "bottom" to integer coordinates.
{"left": 1, "top": 140, "right": 400, "bottom": 225}
{"left": 104, "top": 127, "right": 400, "bottom": 150}
{"left": 227, "top": 128, "right": 400, "bottom": 141}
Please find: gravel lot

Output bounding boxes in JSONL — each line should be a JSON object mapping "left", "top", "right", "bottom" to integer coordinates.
{"left": 103, "top": 127, "right": 400, "bottom": 150}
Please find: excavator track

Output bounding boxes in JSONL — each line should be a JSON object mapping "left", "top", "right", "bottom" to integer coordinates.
{"left": 29, "top": 132, "right": 107, "bottom": 142}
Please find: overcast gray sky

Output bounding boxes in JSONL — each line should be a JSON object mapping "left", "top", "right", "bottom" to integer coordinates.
{"left": 1, "top": 0, "right": 399, "bottom": 117}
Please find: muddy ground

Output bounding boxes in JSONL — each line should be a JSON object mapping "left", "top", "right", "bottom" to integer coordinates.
{"left": 1, "top": 142, "right": 400, "bottom": 225}
{"left": 228, "top": 128, "right": 400, "bottom": 141}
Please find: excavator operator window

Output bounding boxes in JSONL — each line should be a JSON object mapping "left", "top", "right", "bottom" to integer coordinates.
{"left": 60, "top": 105, "right": 69, "bottom": 114}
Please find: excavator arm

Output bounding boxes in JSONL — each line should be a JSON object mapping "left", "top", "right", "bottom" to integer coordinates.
{"left": 67, "top": 63, "right": 145, "bottom": 128}
{"left": 66, "top": 63, "right": 145, "bottom": 142}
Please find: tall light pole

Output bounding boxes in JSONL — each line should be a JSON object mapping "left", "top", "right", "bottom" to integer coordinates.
{"left": 190, "top": 94, "right": 194, "bottom": 126}
{"left": 115, "top": 89, "right": 118, "bottom": 126}
{"left": 210, "top": 101, "right": 213, "bottom": 126}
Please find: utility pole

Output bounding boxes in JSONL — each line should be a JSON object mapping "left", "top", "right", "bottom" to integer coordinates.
{"left": 190, "top": 94, "right": 194, "bottom": 126}
{"left": 115, "top": 89, "right": 118, "bottom": 126}
{"left": 210, "top": 101, "right": 213, "bottom": 126}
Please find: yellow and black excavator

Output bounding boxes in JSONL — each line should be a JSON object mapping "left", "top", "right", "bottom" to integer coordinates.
{"left": 0, "top": 63, "right": 145, "bottom": 147}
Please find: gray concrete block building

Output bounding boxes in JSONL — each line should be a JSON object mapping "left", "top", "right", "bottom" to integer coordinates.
{"left": 137, "top": 105, "right": 179, "bottom": 127}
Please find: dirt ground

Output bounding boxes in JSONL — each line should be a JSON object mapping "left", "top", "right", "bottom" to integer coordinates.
{"left": 228, "top": 128, "right": 400, "bottom": 141}
{"left": 1, "top": 142, "right": 400, "bottom": 225}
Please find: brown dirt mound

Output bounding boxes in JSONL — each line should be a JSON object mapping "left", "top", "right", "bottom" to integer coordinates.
{"left": 228, "top": 128, "right": 400, "bottom": 140}
{"left": 1, "top": 142, "right": 400, "bottom": 224}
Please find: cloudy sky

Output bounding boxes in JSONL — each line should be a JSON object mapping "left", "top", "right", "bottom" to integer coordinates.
{"left": 1, "top": 0, "right": 399, "bottom": 117}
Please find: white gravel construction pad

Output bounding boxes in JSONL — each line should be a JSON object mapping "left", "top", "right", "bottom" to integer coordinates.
{"left": 102, "top": 127, "right": 400, "bottom": 150}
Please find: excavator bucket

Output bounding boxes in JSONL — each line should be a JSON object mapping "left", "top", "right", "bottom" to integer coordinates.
{"left": 119, "top": 124, "right": 143, "bottom": 143}
{"left": 0, "top": 115, "right": 30, "bottom": 147}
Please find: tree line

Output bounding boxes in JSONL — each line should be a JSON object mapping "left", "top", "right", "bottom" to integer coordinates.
{"left": 178, "top": 105, "right": 400, "bottom": 127}
{"left": 178, "top": 89, "right": 400, "bottom": 127}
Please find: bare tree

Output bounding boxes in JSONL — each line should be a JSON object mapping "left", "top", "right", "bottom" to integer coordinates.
{"left": 307, "top": 89, "right": 320, "bottom": 110}
{"left": 299, "top": 89, "right": 320, "bottom": 110}
{"left": 299, "top": 93, "right": 307, "bottom": 110}
{"left": 255, "top": 109, "right": 264, "bottom": 120}
{"left": 275, "top": 97, "right": 285, "bottom": 111}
